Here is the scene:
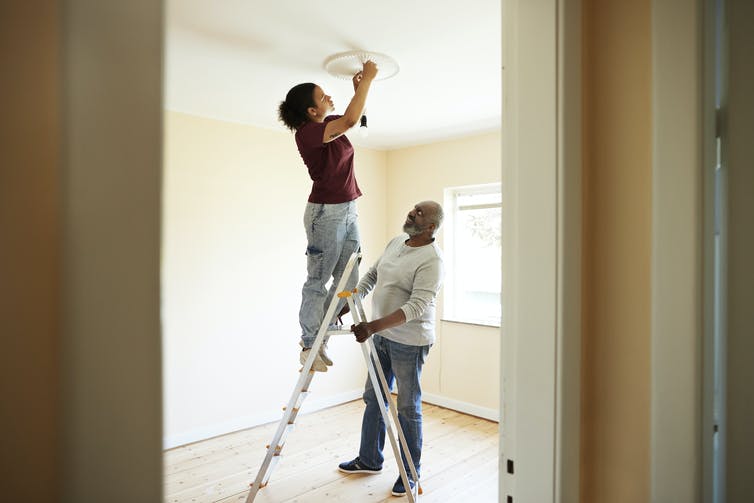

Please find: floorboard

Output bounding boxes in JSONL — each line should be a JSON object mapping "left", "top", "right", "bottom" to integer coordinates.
{"left": 164, "top": 400, "right": 499, "bottom": 502}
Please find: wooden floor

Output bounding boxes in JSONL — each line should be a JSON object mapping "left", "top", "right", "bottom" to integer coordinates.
{"left": 164, "top": 400, "right": 499, "bottom": 502}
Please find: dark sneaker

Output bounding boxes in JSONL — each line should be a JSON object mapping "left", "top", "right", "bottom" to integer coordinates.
{"left": 391, "top": 475, "right": 416, "bottom": 496}
{"left": 338, "top": 457, "right": 382, "bottom": 475}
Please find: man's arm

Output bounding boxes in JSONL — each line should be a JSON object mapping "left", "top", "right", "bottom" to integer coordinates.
{"left": 357, "top": 262, "right": 378, "bottom": 296}
{"left": 352, "top": 309, "right": 406, "bottom": 343}
{"left": 352, "top": 257, "right": 443, "bottom": 343}
{"left": 336, "top": 258, "right": 380, "bottom": 322}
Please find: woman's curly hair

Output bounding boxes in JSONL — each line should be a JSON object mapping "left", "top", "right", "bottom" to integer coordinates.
{"left": 278, "top": 83, "right": 316, "bottom": 131}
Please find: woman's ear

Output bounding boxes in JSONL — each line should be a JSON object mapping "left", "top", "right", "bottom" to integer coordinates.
{"left": 307, "top": 107, "right": 318, "bottom": 118}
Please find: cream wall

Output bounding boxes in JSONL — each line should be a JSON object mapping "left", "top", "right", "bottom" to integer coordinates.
{"left": 162, "top": 112, "right": 388, "bottom": 447}
{"left": 385, "top": 132, "right": 502, "bottom": 418}
{"left": 163, "top": 116, "right": 502, "bottom": 446}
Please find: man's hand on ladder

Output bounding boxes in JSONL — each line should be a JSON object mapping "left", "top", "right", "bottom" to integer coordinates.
{"left": 351, "top": 322, "right": 375, "bottom": 343}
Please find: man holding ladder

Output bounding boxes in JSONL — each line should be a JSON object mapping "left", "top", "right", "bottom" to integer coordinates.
{"left": 338, "top": 200, "right": 444, "bottom": 497}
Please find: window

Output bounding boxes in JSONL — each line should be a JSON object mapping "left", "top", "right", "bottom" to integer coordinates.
{"left": 443, "top": 183, "right": 501, "bottom": 326}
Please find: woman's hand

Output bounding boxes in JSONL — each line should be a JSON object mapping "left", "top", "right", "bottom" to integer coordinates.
{"left": 328, "top": 60, "right": 379, "bottom": 142}
{"left": 362, "top": 60, "right": 378, "bottom": 81}
{"left": 352, "top": 71, "right": 363, "bottom": 91}
{"left": 352, "top": 60, "right": 378, "bottom": 90}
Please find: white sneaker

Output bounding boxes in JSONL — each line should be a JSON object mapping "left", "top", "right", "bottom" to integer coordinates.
{"left": 299, "top": 347, "right": 328, "bottom": 372}
{"left": 319, "top": 339, "right": 334, "bottom": 366}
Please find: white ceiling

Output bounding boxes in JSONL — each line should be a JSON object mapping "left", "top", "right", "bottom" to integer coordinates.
{"left": 165, "top": 0, "right": 502, "bottom": 150}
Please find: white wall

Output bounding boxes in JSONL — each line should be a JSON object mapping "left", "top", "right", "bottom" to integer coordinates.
{"left": 162, "top": 112, "right": 387, "bottom": 447}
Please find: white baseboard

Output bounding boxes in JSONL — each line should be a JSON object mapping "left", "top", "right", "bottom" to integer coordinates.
{"left": 422, "top": 393, "right": 500, "bottom": 422}
{"left": 164, "top": 390, "right": 498, "bottom": 449}
{"left": 163, "top": 389, "right": 363, "bottom": 450}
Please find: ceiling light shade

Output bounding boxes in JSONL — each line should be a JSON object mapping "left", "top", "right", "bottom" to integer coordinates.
{"left": 324, "top": 51, "right": 399, "bottom": 81}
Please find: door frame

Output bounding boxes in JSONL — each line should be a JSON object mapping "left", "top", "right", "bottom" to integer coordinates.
{"left": 500, "top": 0, "right": 582, "bottom": 501}
{"left": 502, "top": 0, "right": 707, "bottom": 501}
{"left": 651, "top": 0, "right": 705, "bottom": 501}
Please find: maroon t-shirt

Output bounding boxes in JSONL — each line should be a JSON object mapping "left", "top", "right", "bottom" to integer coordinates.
{"left": 295, "top": 115, "right": 362, "bottom": 204}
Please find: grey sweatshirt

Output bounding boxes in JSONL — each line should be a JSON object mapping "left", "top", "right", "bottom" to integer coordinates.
{"left": 356, "top": 234, "right": 444, "bottom": 346}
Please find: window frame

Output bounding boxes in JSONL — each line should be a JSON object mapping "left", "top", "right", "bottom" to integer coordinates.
{"left": 442, "top": 182, "right": 502, "bottom": 327}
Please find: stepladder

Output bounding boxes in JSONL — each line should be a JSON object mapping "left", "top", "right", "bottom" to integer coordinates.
{"left": 246, "top": 252, "right": 421, "bottom": 502}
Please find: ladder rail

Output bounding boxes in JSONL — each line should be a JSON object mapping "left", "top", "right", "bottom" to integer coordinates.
{"left": 247, "top": 369, "right": 314, "bottom": 498}
{"left": 358, "top": 340, "right": 417, "bottom": 503}
{"left": 246, "top": 253, "right": 360, "bottom": 502}
{"left": 352, "top": 294, "right": 421, "bottom": 501}
{"left": 247, "top": 251, "right": 420, "bottom": 501}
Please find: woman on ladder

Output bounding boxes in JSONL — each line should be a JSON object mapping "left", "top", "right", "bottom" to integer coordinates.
{"left": 278, "top": 60, "right": 378, "bottom": 371}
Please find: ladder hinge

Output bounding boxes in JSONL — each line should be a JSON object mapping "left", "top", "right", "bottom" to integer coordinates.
{"left": 507, "top": 459, "right": 514, "bottom": 474}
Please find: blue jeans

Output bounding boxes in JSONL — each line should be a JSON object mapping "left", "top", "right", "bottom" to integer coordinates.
{"left": 299, "top": 201, "right": 360, "bottom": 347}
{"left": 359, "top": 335, "right": 431, "bottom": 478}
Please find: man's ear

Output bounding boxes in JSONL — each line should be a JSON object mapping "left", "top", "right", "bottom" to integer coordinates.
{"left": 307, "top": 107, "right": 318, "bottom": 118}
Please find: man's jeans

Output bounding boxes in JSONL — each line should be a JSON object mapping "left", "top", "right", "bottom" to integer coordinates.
{"left": 299, "top": 201, "right": 360, "bottom": 348}
{"left": 359, "top": 335, "right": 431, "bottom": 478}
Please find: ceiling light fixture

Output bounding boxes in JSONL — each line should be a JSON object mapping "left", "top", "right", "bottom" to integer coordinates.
{"left": 324, "top": 51, "right": 398, "bottom": 138}
{"left": 323, "top": 50, "right": 400, "bottom": 81}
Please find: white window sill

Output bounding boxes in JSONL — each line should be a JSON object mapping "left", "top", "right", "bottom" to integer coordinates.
{"left": 440, "top": 318, "right": 501, "bottom": 329}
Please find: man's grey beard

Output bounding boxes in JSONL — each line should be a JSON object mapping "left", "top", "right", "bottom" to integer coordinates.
{"left": 403, "top": 221, "right": 424, "bottom": 237}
